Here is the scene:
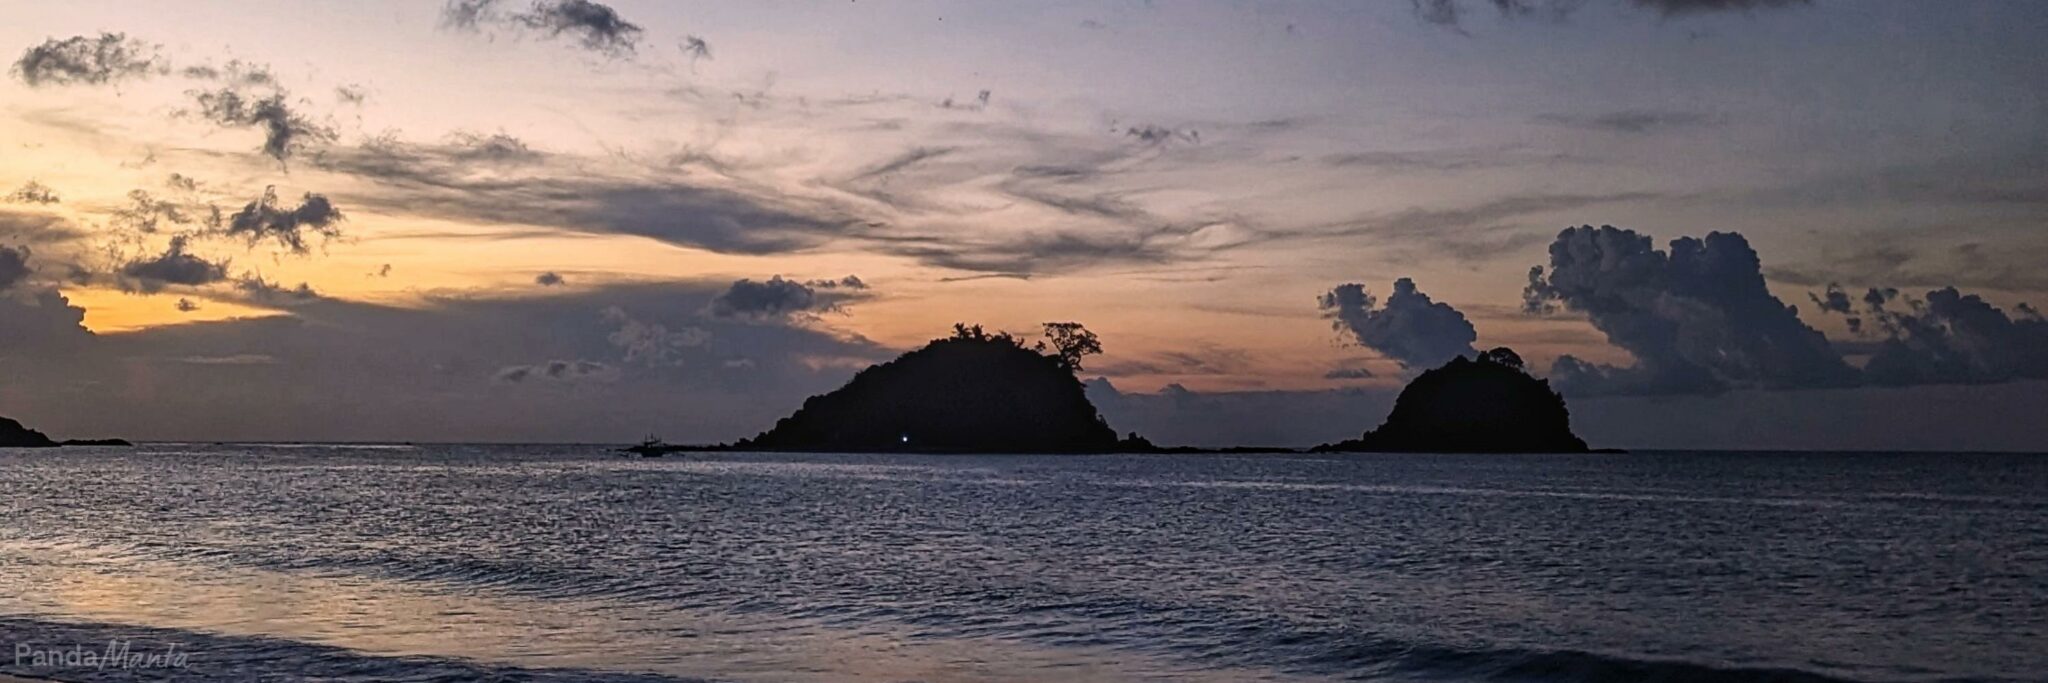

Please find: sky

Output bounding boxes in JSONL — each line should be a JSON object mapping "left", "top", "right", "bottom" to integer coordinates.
{"left": 2, "top": 0, "right": 2045, "bottom": 450}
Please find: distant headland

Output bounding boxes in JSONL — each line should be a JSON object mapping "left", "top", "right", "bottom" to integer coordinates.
{"left": 0, "top": 416, "right": 131, "bottom": 448}
{"left": 1314, "top": 348, "right": 1595, "bottom": 453}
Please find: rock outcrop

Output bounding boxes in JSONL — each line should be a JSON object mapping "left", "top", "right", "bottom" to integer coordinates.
{"left": 0, "top": 416, "right": 59, "bottom": 448}
{"left": 1315, "top": 348, "right": 1591, "bottom": 453}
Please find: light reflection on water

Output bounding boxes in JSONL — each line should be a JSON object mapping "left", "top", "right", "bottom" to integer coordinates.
{"left": 2, "top": 445, "right": 2046, "bottom": 682}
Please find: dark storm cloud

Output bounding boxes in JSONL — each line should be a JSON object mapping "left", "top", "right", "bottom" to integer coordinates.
{"left": 0, "top": 245, "right": 32, "bottom": 291}
{"left": 1535, "top": 110, "right": 1715, "bottom": 134}
{"left": 5, "top": 181, "right": 60, "bottom": 205}
{"left": 535, "top": 271, "right": 565, "bottom": 287}
{"left": 1319, "top": 277, "right": 1479, "bottom": 371}
{"left": 10, "top": 33, "right": 162, "bottom": 87}
{"left": 1811, "top": 285, "right": 2048, "bottom": 387}
{"left": 707, "top": 276, "right": 857, "bottom": 320}
{"left": 190, "top": 87, "right": 337, "bottom": 166}
{"left": 442, "top": 0, "right": 645, "bottom": 58}
{"left": 118, "top": 236, "right": 230, "bottom": 293}
{"left": 223, "top": 187, "right": 344, "bottom": 254}
{"left": 1524, "top": 225, "right": 1858, "bottom": 395}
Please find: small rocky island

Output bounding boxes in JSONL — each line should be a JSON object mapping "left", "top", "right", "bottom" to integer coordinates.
{"left": 1, "top": 416, "right": 58, "bottom": 447}
{"left": 1314, "top": 348, "right": 1593, "bottom": 453}
{"left": 731, "top": 323, "right": 1129, "bottom": 453}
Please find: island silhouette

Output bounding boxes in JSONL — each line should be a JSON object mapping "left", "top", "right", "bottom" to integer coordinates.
{"left": 728, "top": 323, "right": 1129, "bottom": 453}
{"left": 631, "top": 325, "right": 1603, "bottom": 455}
{"left": 1313, "top": 348, "right": 1592, "bottom": 453}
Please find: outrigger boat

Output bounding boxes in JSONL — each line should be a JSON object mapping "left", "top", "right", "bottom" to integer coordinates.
{"left": 621, "top": 435, "right": 674, "bottom": 457}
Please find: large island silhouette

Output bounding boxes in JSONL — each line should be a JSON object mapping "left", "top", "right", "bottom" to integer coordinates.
{"left": 729, "top": 323, "right": 1128, "bottom": 453}
{"left": 1314, "top": 348, "right": 1592, "bottom": 453}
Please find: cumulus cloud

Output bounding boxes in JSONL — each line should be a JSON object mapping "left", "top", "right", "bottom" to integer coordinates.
{"left": 1524, "top": 225, "right": 1857, "bottom": 395}
{"left": 10, "top": 33, "right": 162, "bottom": 87}
{"left": 496, "top": 358, "right": 618, "bottom": 383}
{"left": 604, "top": 306, "right": 709, "bottom": 366}
{"left": 1318, "top": 277, "right": 1478, "bottom": 370}
{"left": 1812, "top": 285, "right": 2048, "bottom": 387}
{"left": 5, "top": 181, "right": 60, "bottom": 205}
{"left": 0, "top": 244, "right": 32, "bottom": 291}
{"left": 535, "top": 271, "right": 565, "bottom": 286}
{"left": 0, "top": 287, "right": 92, "bottom": 352}
{"left": 708, "top": 276, "right": 841, "bottom": 320}
{"left": 190, "top": 87, "right": 336, "bottom": 166}
{"left": 119, "top": 236, "right": 230, "bottom": 293}
{"left": 442, "top": 0, "right": 645, "bottom": 58}
{"left": 223, "top": 187, "right": 344, "bottom": 253}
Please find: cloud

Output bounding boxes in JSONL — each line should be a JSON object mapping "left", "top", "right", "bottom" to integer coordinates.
{"left": 110, "top": 190, "right": 213, "bottom": 235}
{"left": 1319, "top": 277, "right": 1478, "bottom": 370}
{"left": 707, "top": 276, "right": 854, "bottom": 320}
{"left": 1631, "top": 0, "right": 1811, "bottom": 16}
{"left": 118, "top": 235, "right": 231, "bottom": 293}
{"left": 1535, "top": 110, "right": 1715, "bottom": 134}
{"left": 680, "top": 35, "right": 711, "bottom": 63}
{"left": 190, "top": 87, "right": 336, "bottom": 166}
{"left": 176, "top": 298, "right": 199, "bottom": 312}
{"left": 223, "top": 187, "right": 345, "bottom": 254}
{"left": 535, "top": 271, "right": 566, "bottom": 287}
{"left": 445, "top": 131, "right": 543, "bottom": 165}
{"left": 179, "top": 59, "right": 276, "bottom": 87}
{"left": 603, "top": 305, "right": 709, "bottom": 366}
{"left": 1323, "top": 366, "right": 1377, "bottom": 380}
{"left": 442, "top": 0, "right": 645, "bottom": 58}
{"left": 1524, "top": 225, "right": 1858, "bottom": 395}
{"left": 0, "top": 287, "right": 92, "bottom": 353}
{"left": 10, "top": 33, "right": 162, "bottom": 87}
{"left": 5, "top": 181, "right": 60, "bottom": 205}
{"left": 1814, "top": 286, "right": 2048, "bottom": 387}
{"left": 495, "top": 359, "right": 618, "bottom": 383}
{"left": 0, "top": 245, "right": 31, "bottom": 291}
{"left": 1124, "top": 124, "right": 1200, "bottom": 146}
{"left": 232, "top": 275, "right": 323, "bottom": 307}
{"left": 316, "top": 140, "right": 853, "bottom": 255}
{"left": 1412, "top": 0, "right": 1808, "bottom": 29}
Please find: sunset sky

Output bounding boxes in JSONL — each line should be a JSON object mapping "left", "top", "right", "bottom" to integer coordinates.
{"left": 3, "top": 0, "right": 2045, "bottom": 449}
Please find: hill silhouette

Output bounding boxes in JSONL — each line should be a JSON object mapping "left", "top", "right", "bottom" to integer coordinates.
{"left": 0, "top": 416, "right": 58, "bottom": 448}
{"left": 1315, "top": 348, "right": 1591, "bottom": 453}
{"left": 732, "top": 324, "right": 1124, "bottom": 453}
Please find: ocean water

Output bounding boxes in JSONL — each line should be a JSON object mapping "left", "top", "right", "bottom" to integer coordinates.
{"left": 1, "top": 445, "right": 2044, "bottom": 683}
